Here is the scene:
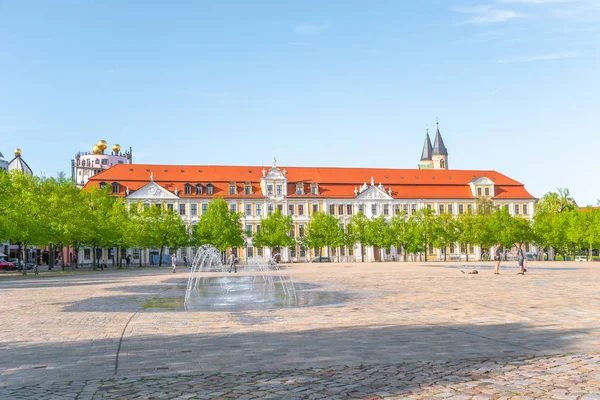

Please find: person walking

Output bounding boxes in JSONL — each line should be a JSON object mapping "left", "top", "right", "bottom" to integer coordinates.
{"left": 125, "top": 255, "right": 131, "bottom": 268}
{"left": 171, "top": 253, "right": 177, "bottom": 273}
{"left": 515, "top": 242, "right": 525, "bottom": 275}
{"left": 183, "top": 256, "right": 188, "bottom": 268}
{"left": 494, "top": 242, "right": 502, "bottom": 274}
{"left": 228, "top": 250, "right": 237, "bottom": 273}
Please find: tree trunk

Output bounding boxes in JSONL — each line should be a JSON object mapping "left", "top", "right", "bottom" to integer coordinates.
{"left": 92, "top": 245, "right": 97, "bottom": 270}
{"left": 403, "top": 247, "right": 407, "bottom": 262}
{"left": 159, "top": 247, "right": 164, "bottom": 266}
{"left": 21, "top": 244, "right": 27, "bottom": 276}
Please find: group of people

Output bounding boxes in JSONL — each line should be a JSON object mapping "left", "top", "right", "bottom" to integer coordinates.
{"left": 494, "top": 241, "right": 527, "bottom": 275}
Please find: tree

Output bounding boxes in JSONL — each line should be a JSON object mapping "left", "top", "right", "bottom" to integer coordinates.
{"left": 410, "top": 208, "right": 437, "bottom": 261}
{"left": 252, "top": 208, "right": 295, "bottom": 254}
{"left": 303, "top": 212, "right": 344, "bottom": 259}
{"left": 455, "top": 211, "right": 475, "bottom": 261}
{"left": 79, "top": 186, "right": 118, "bottom": 269}
{"left": 192, "top": 198, "right": 244, "bottom": 252}
{"left": 533, "top": 189, "right": 577, "bottom": 260}
{"left": 432, "top": 212, "right": 458, "bottom": 261}
{"left": 366, "top": 215, "right": 389, "bottom": 261}
{"left": 348, "top": 213, "right": 370, "bottom": 262}
{"left": 387, "top": 213, "right": 413, "bottom": 261}
{"left": 139, "top": 204, "right": 189, "bottom": 266}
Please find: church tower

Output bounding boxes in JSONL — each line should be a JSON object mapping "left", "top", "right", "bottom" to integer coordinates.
{"left": 418, "top": 129, "right": 433, "bottom": 169}
{"left": 431, "top": 120, "right": 448, "bottom": 170}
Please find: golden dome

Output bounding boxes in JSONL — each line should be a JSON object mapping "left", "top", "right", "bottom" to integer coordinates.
{"left": 112, "top": 144, "right": 121, "bottom": 153}
{"left": 96, "top": 140, "right": 108, "bottom": 151}
{"left": 14, "top": 148, "right": 22, "bottom": 156}
{"left": 92, "top": 144, "right": 102, "bottom": 155}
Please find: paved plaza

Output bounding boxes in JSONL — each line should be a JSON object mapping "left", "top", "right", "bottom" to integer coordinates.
{"left": 1, "top": 261, "right": 599, "bottom": 399}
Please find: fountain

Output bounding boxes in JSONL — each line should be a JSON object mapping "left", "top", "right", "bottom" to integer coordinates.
{"left": 184, "top": 245, "right": 297, "bottom": 310}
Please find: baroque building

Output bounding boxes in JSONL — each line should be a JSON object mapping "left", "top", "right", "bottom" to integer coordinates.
{"left": 83, "top": 126, "right": 535, "bottom": 265}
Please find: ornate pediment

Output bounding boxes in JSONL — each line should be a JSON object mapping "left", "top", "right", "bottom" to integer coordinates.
{"left": 471, "top": 177, "right": 494, "bottom": 185}
{"left": 355, "top": 184, "right": 393, "bottom": 200}
{"left": 125, "top": 182, "right": 179, "bottom": 200}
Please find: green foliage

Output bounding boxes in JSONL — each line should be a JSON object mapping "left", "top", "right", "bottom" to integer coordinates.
{"left": 192, "top": 198, "right": 244, "bottom": 251}
{"left": 303, "top": 212, "right": 344, "bottom": 255}
{"left": 252, "top": 208, "right": 295, "bottom": 250}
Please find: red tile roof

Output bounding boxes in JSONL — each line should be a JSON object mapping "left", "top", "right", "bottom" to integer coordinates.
{"left": 84, "top": 163, "right": 534, "bottom": 200}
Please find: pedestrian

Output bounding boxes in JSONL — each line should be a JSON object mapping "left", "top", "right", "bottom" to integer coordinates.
{"left": 125, "top": 255, "right": 131, "bottom": 268}
{"left": 494, "top": 242, "right": 502, "bottom": 275}
{"left": 515, "top": 242, "right": 525, "bottom": 275}
{"left": 183, "top": 256, "right": 188, "bottom": 268}
{"left": 228, "top": 250, "right": 237, "bottom": 273}
{"left": 171, "top": 253, "right": 177, "bottom": 273}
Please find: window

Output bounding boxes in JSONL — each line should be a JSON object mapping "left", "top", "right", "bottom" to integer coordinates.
{"left": 95, "top": 159, "right": 100, "bottom": 164}
{"left": 411, "top": 204, "right": 417, "bottom": 214}
{"left": 296, "top": 183, "right": 303, "bottom": 195}
{"left": 101, "top": 159, "right": 108, "bottom": 165}
{"left": 347, "top": 204, "right": 353, "bottom": 215}
{"left": 184, "top": 184, "right": 192, "bottom": 195}
{"left": 276, "top": 185, "right": 282, "bottom": 196}
{"left": 167, "top": 204, "right": 174, "bottom": 211}
{"left": 514, "top": 204, "right": 520, "bottom": 215}
{"left": 300, "top": 247, "right": 306, "bottom": 257}
{"left": 371, "top": 204, "right": 377, "bottom": 215}
{"left": 245, "top": 183, "right": 251, "bottom": 195}
{"left": 111, "top": 182, "right": 119, "bottom": 194}
{"left": 288, "top": 204, "right": 295, "bottom": 215}
{"left": 191, "top": 203, "right": 197, "bottom": 216}
{"left": 256, "top": 224, "right": 261, "bottom": 233}
{"left": 458, "top": 204, "right": 464, "bottom": 214}
{"left": 201, "top": 203, "right": 208, "bottom": 214}
{"left": 311, "top": 184, "right": 318, "bottom": 195}
{"left": 426, "top": 204, "right": 432, "bottom": 210}
{"left": 289, "top": 228, "right": 295, "bottom": 238}
{"left": 312, "top": 203, "right": 319, "bottom": 213}
{"left": 267, "top": 185, "right": 273, "bottom": 195}
{"left": 485, "top": 187, "right": 490, "bottom": 197}
{"left": 230, "top": 202, "right": 237, "bottom": 213}
{"left": 448, "top": 204, "right": 453, "bottom": 215}
{"left": 477, "top": 187, "right": 482, "bottom": 196}
{"left": 99, "top": 181, "right": 107, "bottom": 189}
{"left": 383, "top": 204, "right": 389, "bottom": 216}
{"left": 338, "top": 204, "right": 344, "bottom": 215}
{"left": 358, "top": 204, "right": 364, "bottom": 214}
{"left": 329, "top": 204, "right": 335, "bottom": 215}
{"left": 256, "top": 204, "right": 262, "bottom": 217}
{"left": 195, "top": 184, "right": 202, "bottom": 195}
{"left": 247, "top": 246, "right": 254, "bottom": 257}
{"left": 277, "top": 204, "right": 283, "bottom": 213}
{"left": 394, "top": 205, "right": 401, "bottom": 215}
{"left": 257, "top": 247, "right": 263, "bottom": 257}
{"left": 179, "top": 204, "right": 186, "bottom": 215}
{"left": 299, "top": 224, "right": 305, "bottom": 237}
{"left": 245, "top": 224, "right": 252, "bottom": 236}
{"left": 523, "top": 204, "right": 528, "bottom": 215}
{"left": 450, "top": 243, "right": 455, "bottom": 254}
{"left": 290, "top": 248, "right": 296, "bottom": 258}
{"left": 467, "top": 204, "right": 472, "bottom": 213}
{"left": 439, "top": 204, "right": 444, "bottom": 214}
{"left": 206, "top": 184, "right": 213, "bottom": 195}
{"left": 298, "top": 204, "right": 304, "bottom": 216}
{"left": 268, "top": 204, "right": 274, "bottom": 215}
{"left": 245, "top": 203, "right": 252, "bottom": 216}
{"left": 84, "top": 248, "right": 91, "bottom": 260}
{"left": 403, "top": 204, "right": 409, "bottom": 215}
{"left": 229, "top": 183, "right": 236, "bottom": 195}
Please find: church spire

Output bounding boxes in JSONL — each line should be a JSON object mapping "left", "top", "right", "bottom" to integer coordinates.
{"left": 420, "top": 128, "right": 433, "bottom": 161}
{"left": 432, "top": 119, "right": 448, "bottom": 156}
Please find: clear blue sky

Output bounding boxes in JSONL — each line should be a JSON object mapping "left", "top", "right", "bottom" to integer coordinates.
{"left": 1, "top": 0, "right": 598, "bottom": 205}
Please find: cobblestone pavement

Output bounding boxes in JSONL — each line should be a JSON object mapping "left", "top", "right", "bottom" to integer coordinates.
{"left": 1, "top": 261, "right": 599, "bottom": 399}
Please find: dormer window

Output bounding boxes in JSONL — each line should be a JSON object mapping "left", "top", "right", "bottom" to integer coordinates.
{"left": 184, "top": 183, "right": 192, "bottom": 195}
{"left": 244, "top": 183, "right": 252, "bottom": 195}
{"left": 195, "top": 184, "right": 203, "bottom": 195}
{"left": 229, "top": 183, "right": 237, "bottom": 195}
{"left": 484, "top": 187, "right": 490, "bottom": 196}
{"left": 267, "top": 184, "right": 273, "bottom": 195}
{"left": 296, "top": 183, "right": 304, "bottom": 195}
{"left": 206, "top": 184, "right": 214, "bottom": 195}
{"left": 477, "top": 187, "right": 482, "bottom": 196}
{"left": 111, "top": 182, "right": 120, "bottom": 194}
{"left": 99, "top": 182, "right": 107, "bottom": 189}
{"left": 311, "top": 183, "right": 319, "bottom": 195}
{"left": 276, "top": 184, "right": 282, "bottom": 196}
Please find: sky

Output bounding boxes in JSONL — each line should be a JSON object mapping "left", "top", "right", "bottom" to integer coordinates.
{"left": 0, "top": 0, "right": 598, "bottom": 205}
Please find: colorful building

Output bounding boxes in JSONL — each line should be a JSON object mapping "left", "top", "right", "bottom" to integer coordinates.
{"left": 71, "top": 140, "right": 133, "bottom": 188}
{"left": 83, "top": 125, "right": 536, "bottom": 265}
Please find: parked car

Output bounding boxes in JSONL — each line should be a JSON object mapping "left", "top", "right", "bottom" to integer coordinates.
{"left": 309, "top": 256, "right": 331, "bottom": 263}
{"left": 575, "top": 256, "right": 588, "bottom": 262}
{"left": 0, "top": 261, "right": 17, "bottom": 271}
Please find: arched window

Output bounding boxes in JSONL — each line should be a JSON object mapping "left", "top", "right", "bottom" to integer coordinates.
{"left": 229, "top": 183, "right": 237, "bottom": 195}
{"left": 99, "top": 182, "right": 107, "bottom": 189}
{"left": 206, "top": 184, "right": 214, "bottom": 195}
{"left": 195, "top": 184, "right": 203, "bottom": 195}
{"left": 184, "top": 183, "right": 192, "bottom": 195}
{"left": 440, "top": 159, "right": 445, "bottom": 169}
{"left": 111, "top": 182, "right": 120, "bottom": 194}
